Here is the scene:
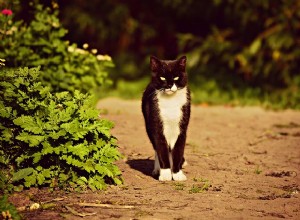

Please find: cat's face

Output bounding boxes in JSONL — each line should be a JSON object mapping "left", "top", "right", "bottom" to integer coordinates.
{"left": 150, "top": 56, "right": 187, "bottom": 95}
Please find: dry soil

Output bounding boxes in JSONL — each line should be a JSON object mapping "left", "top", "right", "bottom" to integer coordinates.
{"left": 10, "top": 97, "right": 300, "bottom": 220}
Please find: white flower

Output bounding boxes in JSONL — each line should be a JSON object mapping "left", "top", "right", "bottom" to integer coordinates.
{"left": 96, "top": 54, "right": 112, "bottom": 61}
{"left": 91, "top": 49, "right": 98, "bottom": 54}
{"left": 83, "top": 43, "right": 89, "bottom": 49}
{"left": 75, "top": 48, "right": 87, "bottom": 54}
{"left": 67, "top": 46, "right": 75, "bottom": 53}
{"left": 0, "top": 58, "right": 5, "bottom": 66}
{"left": 52, "top": 22, "right": 59, "bottom": 28}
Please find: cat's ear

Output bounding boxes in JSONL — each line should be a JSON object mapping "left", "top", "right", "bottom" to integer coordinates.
{"left": 150, "top": 56, "right": 161, "bottom": 73}
{"left": 178, "top": 56, "right": 187, "bottom": 71}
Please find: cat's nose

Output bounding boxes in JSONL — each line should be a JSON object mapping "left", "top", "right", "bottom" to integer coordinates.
{"left": 170, "top": 84, "right": 177, "bottom": 92}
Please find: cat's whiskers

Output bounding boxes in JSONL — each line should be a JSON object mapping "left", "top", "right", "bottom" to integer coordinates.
{"left": 147, "top": 88, "right": 164, "bottom": 98}
{"left": 148, "top": 86, "right": 183, "bottom": 98}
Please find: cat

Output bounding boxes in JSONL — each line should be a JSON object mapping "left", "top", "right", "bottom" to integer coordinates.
{"left": 142, "top": 55, "right": 191, "bottom": 181}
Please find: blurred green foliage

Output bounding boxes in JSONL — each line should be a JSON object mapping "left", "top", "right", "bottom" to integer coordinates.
{"left": 180, "top": 1, "right": 300, "bottom": 108}
{"left": 0, "top": 195, "right": 21, "bottom": 220}
{"left": 55, "top": 0, "right": 300, "bottom": 108}
{"left": 2, "top": 0, "right": 300, "bottom": 108}
{"left": 0, "top": 1, "right": 113, "bottom": 94}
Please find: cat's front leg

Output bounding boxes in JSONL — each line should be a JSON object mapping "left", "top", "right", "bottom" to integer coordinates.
{"left": 156, "top": 146, "right": 172, "bottom": 181}
{"left": 171, "top": 134, "right": 187, "bottom": 181}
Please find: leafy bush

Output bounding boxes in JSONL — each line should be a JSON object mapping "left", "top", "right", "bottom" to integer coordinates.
{"left": 54, "top": 0, "right": 300, "bottom": 109}
{"left": 0, "top": 1, "right": 113, "bottom": 94}
{"left": 0, "top": 195, "right": 21, "bottom": 220}
{"left": 177, "top": 1, "right": 300, "bottom": 108}
{"left": 0, "top": 67, "right": 122, "bottom": 191}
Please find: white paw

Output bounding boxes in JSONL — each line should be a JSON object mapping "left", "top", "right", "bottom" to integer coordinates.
{"left": 172, "top": 170, "right": 187, "bottom": 181}
{"left": 159, "top": 169, "right": 172, "bottom": 181}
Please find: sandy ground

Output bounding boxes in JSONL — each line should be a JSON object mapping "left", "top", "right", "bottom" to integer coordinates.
{"left": 10, "top": 97, "right": 300, "bottom": 219}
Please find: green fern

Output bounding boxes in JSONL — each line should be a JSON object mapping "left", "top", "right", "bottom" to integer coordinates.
{"left": 0, "top": 67, "right": 122, "bottom": 191}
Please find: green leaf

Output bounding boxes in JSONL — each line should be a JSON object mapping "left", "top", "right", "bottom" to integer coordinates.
{"left": 55, "top": 91, "right": 69, "bottom": 99}
{"left": 42, "top": 168, "right": 52, "bottom": 178}
{"left": 37, "top": 173, "right": 45, "bottom": 185}
{"left": 73, "top": 129, "right": 89, "bottom": 140}
{"left": 13, "top": 116, "right": 43, "bottom": 134}
{"left": 0, "top": 106, "right": 12, "bottom": 118}
{"left": 48, "top": 130, "right": 67, "bottom": 139}
{"left": 59, "top": 173, "right": 69, "bottom": 182}
{"left": 76, "top": 176, "right": 88, "bottom": 186}
{"left": 95, "top": 164, "right": 113, "bottom": 177}
{"left": 39, "top": 86, "right": 51, "bottom": 97}
{"left": 84, "top": 159, "right": 95, "bottom": 173}
{"left": 61, "top": 119, "right": 80, "bottom": 134}
{"left": 67, "top": 143, "right": 89, "bottom": 160}
{"left": 1, "top": 128, "right": 13, "bottom": 143}
{"left": 24, "top": 173, "right": 37, "bottom": 187}
{"left": 12, "top": 168, "right": 34, "bottom": 182}
{"left": 32, "top": 152, "right": 42, "bottom": 164}
{"left": 16, "top": 132, "right": 45, "bottom": 147}
{"left": 113, "top": 177, "right": 123, "bottom": 185}
{"left": 249, "top": 39, "right": 261, "bottom": 55}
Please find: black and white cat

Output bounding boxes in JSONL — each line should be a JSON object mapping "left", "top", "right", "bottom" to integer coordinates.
{"left": 142, "top": 55, "right": 191, "bottom": 181}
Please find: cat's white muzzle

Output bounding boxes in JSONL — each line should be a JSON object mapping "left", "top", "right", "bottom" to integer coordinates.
{"left": 164, "top": 84, "right": 177, "bottom": 95}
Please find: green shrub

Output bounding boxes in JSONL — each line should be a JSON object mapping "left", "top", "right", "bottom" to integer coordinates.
{"left": 0, "top": 195, "right": 21, "bottom": 220}
{"left": 0, "top": 67, "right": 122, "bottom": 191}
{"left": 177, "top": 1, "right": 300, "bottom": 108}
{"left": 0, "top": 1, "right": 113, "bottom": 94}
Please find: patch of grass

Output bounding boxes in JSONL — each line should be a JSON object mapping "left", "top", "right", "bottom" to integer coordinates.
{"left": 99, "top": 78, "right": 300, "bottom": 110}
{"left": 189, "top": 183, "right": 210, "bottom": 194}
{"left": 187, "top": 141, "right": 200, "bottom": 153}
{"left": 98, "top": 78, "right": 148, "bottom": 100}
{"left": 254, "top": 166, "right": 262, "bottom": 175}
{"left": 173, "top": 182, "right": 186, "bottom": 190}
{"left": 189, "top": 81, "right": 262, "bottom": 107}
{"left": 189, "top": 178, "right": 211, "bottom": 193}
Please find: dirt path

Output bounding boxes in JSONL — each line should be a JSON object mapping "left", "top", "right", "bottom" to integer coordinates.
{"left": 16, "top": 98, "right": 300, "bottom": 219}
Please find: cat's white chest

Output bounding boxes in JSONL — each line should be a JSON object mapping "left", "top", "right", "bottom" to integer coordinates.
{"left": 157, "top": 87, "right": 187, "bottom": 150}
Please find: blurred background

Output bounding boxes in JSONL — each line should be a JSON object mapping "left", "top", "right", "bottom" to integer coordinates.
{"left": 4, "top": 0, "right": 300, "bottom": 108}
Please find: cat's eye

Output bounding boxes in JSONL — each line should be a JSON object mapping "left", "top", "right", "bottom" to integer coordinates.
{"left": 160, "top": 77, "right": 166, "bottom": 81}
{"left": 174, "top": 77, "right": 179, "bottom": 81}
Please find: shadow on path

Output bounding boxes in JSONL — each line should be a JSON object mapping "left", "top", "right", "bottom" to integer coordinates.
{"left": 127, "top": 159, "right": 156, "bottom": 179}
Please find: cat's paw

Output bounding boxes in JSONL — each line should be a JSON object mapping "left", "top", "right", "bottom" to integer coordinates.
{"left": 159, "top": 169, "right": 172, "bottom": 181}
{"left": 172, "top": 170, "right": 187, "bottom": 181}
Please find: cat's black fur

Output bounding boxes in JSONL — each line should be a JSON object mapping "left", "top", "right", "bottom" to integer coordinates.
{"left": 142, "top": 55, "right": 191, "bottom": 181}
